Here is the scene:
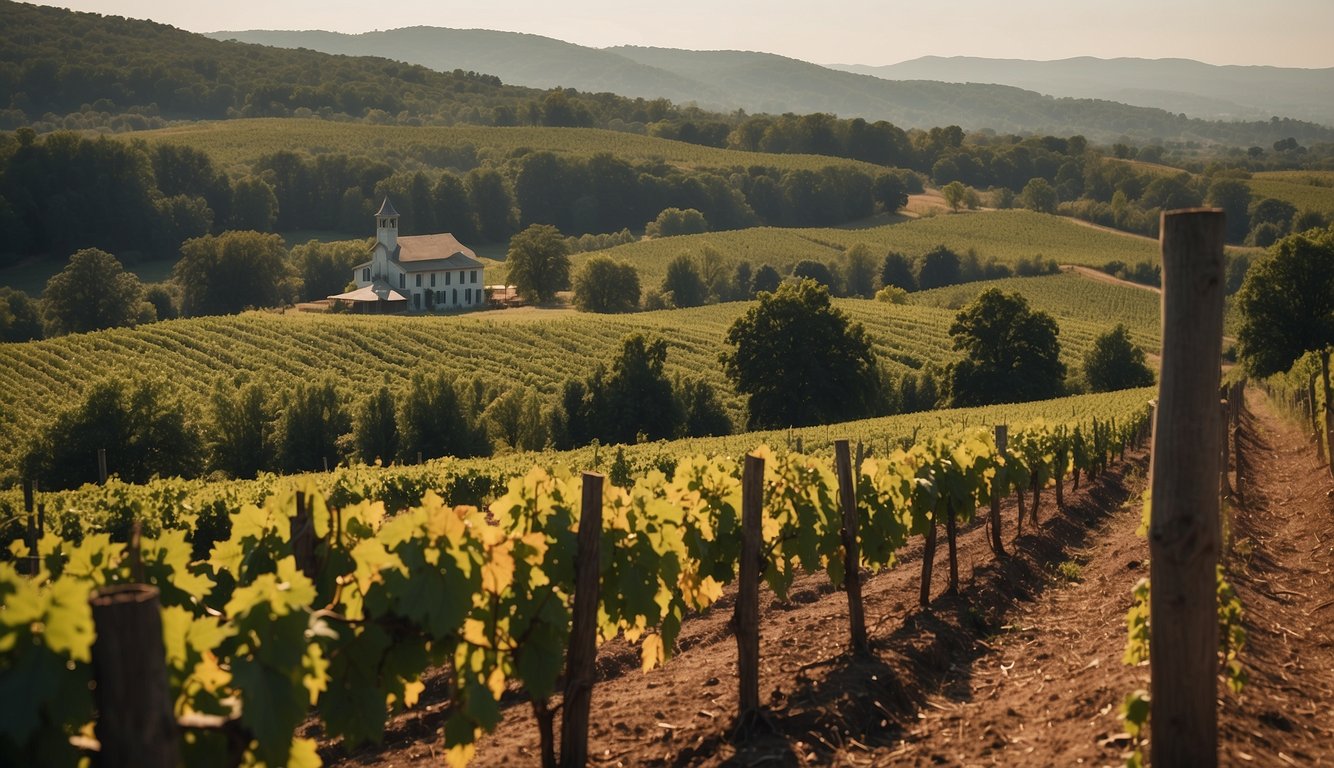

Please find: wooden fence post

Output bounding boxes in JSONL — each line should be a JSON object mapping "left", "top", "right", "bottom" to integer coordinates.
{"left": 735, "top": 453, "right": 764, "bottom": 719}
{"left": 22, "top": 479, "right": 37, "bottom": 576}
{"left": 833, "top": 441, "right": 868, "bottom": 655}
{"left": 989, "top": 426, "right": 1007, "bottom": 558}
{"left": 1149, "top": 208, "right": 1224, "bottom": 768}
{"left": 559, "top": 472, "right": 604, "bottom": 768}
{"left": 291, "top": 491, "right": 317, "bottom": 581}
{"left": 1311, "top": 376, "right": 1325, "bottom": 462}
{"left": 89, "top": 585, "right": 180, "bottom": 768}
{"left": 1220, "top": 400, "right": 1232, "bottom": 498}
{"left": 97, "top": 448, "right": 108, "bottom": 485}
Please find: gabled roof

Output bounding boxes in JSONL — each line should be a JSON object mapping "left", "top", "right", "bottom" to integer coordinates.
{"left": 329, "top": 281, "right": 408, "bottom": 303}
{"left": 375, "top": 197, "right": 399, "bottom": 217}
{"left": 368, "top": 234, "right": 485, "bottom": 273}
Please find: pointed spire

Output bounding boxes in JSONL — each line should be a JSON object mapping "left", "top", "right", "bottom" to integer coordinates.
{"left": 375, "top": 197, "right": 399, "bottom": 217}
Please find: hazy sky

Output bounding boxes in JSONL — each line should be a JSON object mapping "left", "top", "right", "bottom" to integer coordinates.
{"left": 47, "top": 0, "right": 1334, "bottom": 68}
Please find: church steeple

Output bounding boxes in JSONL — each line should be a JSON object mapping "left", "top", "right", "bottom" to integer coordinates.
{"left": 375, "top": 197, "right": 400, "bottom": 256}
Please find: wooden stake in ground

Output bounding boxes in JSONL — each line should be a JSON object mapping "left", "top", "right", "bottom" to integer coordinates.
{"left": 735, "top": 453, "right": 764, "bottom": 718}
{"left": 1220, "top": 399, "right": 1233, "bottom": 499}
{"left": 89, "top": 585, "right": 180, "bottom": 768}
{"left": 1149, "top": 208, "right": 1225, "bottom": 768}
{"left": 833, "top": 440, "right": 869, "bottom": 655}
{"left": 559, "top": 472, "right": 604, "bottom": 768}
{"left": 989, "top": 426, "right": 1007, "bottom": 558}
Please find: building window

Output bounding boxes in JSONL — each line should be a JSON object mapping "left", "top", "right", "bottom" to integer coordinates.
{"left": 453, "top": 288, "right": 458, "bottom": 304}
{"left": 445, "top": 272, "right": 451, "bottom": 285}
{"left": 470, "top": 270, "right": 478, "bottom": 284}
{"left": 413, "top": 293, "right": 420, "bottom": 309}
{"left": 430, "top": 273, "right": 436, "bottom": 287}
{"left": 399, "top": 274, "right": 405, "bottom": 289}
{"left": 362, "top": 268, "right": 370, "bottom": 282}
{"left": 464, "top": 288, "right": 471, "bottom": 304}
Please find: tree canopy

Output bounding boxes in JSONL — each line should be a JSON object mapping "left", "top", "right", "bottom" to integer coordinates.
{"left": 506, "top": 223, "right": 571, "bottom": 304}
{"left": 175, "top": 231, "right": 292, "bottom": 316}
{"left": 573, "top": 256, "right": 641, "bottom": 313}
{"left": 1236, "top": 227, "right": 1334, "bottom": 378}
{"left": 1083, "top": 324, "right": 1155, "bottom": 391}
{"left": 722, "top": 279, "right": 883, "bottom": 429}
{"left": 948, "top": 288, "right": 1066, "bottom": 406}
{"left": 42, "top": 248, "right": 148, "bottom": 335}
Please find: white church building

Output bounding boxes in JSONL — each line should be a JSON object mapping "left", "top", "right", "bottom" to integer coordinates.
{"left": 332, "top": 198, "right": 485, "bottom": 313}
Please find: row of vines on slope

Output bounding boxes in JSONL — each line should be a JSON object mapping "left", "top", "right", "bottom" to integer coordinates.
{"left": 1, "top": 409, "right": 1149, "bottom": 767}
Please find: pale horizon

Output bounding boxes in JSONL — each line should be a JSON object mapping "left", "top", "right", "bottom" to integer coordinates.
{"left": 38, "top": 0, "right": 1334, "bottom": 70}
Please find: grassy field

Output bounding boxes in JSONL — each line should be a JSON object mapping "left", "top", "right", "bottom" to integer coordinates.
{"left": 124, "top": 119, "right": 886, "bottom": 175}
{"left": 907, "top": 270, "right": 1161, "bottom": 352}
{"left": 576, "top": 209, "right": 1163, "bottom": 287}
{"left": 1248, "top": 172, "right": 1334, "bottom": 215}
{"left": 0, "top": 276, "right": 1158, "bottom": 476}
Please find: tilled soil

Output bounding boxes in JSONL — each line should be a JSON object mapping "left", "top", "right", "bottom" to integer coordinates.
{"left": 324, "top": 389, "right": 1334, "bottom": 767}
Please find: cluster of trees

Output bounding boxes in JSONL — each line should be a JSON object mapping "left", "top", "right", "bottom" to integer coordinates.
{"left": 0, "top": 131, "right": 287, "bottom": 265}
{"left": 21, "top": 332, "right": 736, "bottom": 490}
{"left": 15, "top": 235, "right": 370, "bottom": 340}
{"left": 551, "top": 334, "right": 732, "bottom": 448}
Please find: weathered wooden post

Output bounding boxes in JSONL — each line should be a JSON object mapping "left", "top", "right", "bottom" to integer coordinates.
{"left": 89, "top": 585, "right": 180, "bottom": 768}
{"left": 735, "top": 453, "right": 764, "bottom": 718}
{"left": 1220, "top": 400, "right": 1232, "bottom": 498}
{"left": 22, "top": 479, "right": 37, "bottom": 576}
{"left": 989, "top": 426, "right": 1007, "bottom": 559}
{"left": 1311, "top": 376, "right": 1325, "bottom": 462}
{"left": 291, "top": 491, "right": 317, "bottom": 581}
{"left": 1149, "top": 208, "right": 1225, "bottom": 768}
{"left": 833, "top": 440, "right": 868, "bottom": 655}
{"left": 97, "top": 448, "right": 108, "bottom": 485}
{"left": 559, "top": 472, "right": 604, "bottom": 768}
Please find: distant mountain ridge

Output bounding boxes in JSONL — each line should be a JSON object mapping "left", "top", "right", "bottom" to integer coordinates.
{"left": 207, "top": 27, "right": 1334, "bottom": 144}
{"left": 829, "top": 56, "right": 1334, "bottom": 126}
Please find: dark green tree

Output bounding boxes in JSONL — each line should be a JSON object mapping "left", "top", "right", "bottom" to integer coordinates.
{"left": 291, "top": 238, "right": 369, "bottom": 301}
{"left": 662, "top": 254, "right": 707, "bottom": 308}
{"left": 1020, "top": 177, "right": 1058, "bottom": 214}
{"left": 871, "top": 172, "right": 909, "bottom": 212}
{"left": 646, "top": 208, "right": 708, "bottom": 238}
{"left": 397, "top": 372, "right": 490, "bottom": 461}
{"left": 276, "top": 378, "right": 350, "bottom": 473}
{"left": 1083, "top": 325, "right": 1155, "bottom": 391}
{"left": 751, "top": 264, "right": 781, "bottom": 294}
{"left": 143, "top": 284, "right": 177, "bottom": 321}
{"left": 676, "top": 377, "right": 732, "bottom": 437}
{"left": 42, "top": 248, "right": 146, "bottom": 335}
{"left": 791, "top": 259, "right": 837, "bottom": 291}
{"left": 466, "top": 167, "right": 516, "bottom": 242}
{"left": 948, "top": 288, "right": 1066, "bottom": 406}
{"left": 1236, "top": 228, "right": 1334, "bottom": 471}
{"left": 1206, "top": 178, "right": 1252, "bottom": 243}
{"left": 230, "top": 176, "right": 279, "bottom": 231}
{"left": 722, "top": 279, "right": 883, "bottom": 429}
{"left": 916, "top": 245, "right": 962, "bottom": 290}
{"left": 595, "top": 334, "right": 683, "bottom": 444}
{"left": 842, "top": 244, "right": 878, "bottom": 298}
{"left": 880, "top": 251, "right": 917, "bottom": 291}
{"left": 175, "top": 231, "right": 292, "bottom": 316}
{"left": 207, "top": 379, "right": 275, "bottom": 478}
{"left": 573, "top": 256, "right": 641, "bottom": 313}
{"left": 0, "top": 287, "right": 43, "bottom": 341}
{"left": 353, "top": 384, "right": 398, "bottom": 465}
{"left": 25, "top": 379, "right": 202, "bottom": 490}
{"left": 506, "top": 223, "right": 571, "bottom": 304}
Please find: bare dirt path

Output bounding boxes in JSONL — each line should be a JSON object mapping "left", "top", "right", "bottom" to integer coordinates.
{"left": 1063, "top": 264, "right": 1161, "bottom": 295}
{"left": 323, "top": 389, "right": 1334, "bottom": 767}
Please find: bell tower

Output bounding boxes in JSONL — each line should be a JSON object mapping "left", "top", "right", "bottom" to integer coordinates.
{"left": 375, "top": 197, "right": 400, "bottom": 257}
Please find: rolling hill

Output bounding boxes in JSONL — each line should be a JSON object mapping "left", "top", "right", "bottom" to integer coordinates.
{"left": 830, "top": 56, "right": 1334, "bottom": 127}
{"left": 205, "top": 26, "right": 1334, "bottom": 146}
{"left": 0, "top": 272, "right": 1158, "bottom": 478}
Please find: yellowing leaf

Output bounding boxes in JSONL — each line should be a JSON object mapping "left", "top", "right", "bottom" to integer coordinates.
{"left": 402, "top": 678, "right": 426, "bottom": 708}
{"left": 641, "top": 633, "right": 665, "bottom": 672}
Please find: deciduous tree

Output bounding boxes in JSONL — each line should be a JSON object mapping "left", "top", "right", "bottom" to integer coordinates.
{"left": 573, "top": 256, "right": 641, "bottom": 313}
{"left": 948, "top": 288, "right": 1065, "bottom": 406}
{"left": 42, "top": 248, "right": 147, "bottom": 334}
{"left": 722, "top": 279, "right": 883, "bottom": 429}
{"left": 1083, "top": 324, "right": 1155, "bottom": 392}
{"left": 505, "top": 223, "right": 571, "bottom": 304}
